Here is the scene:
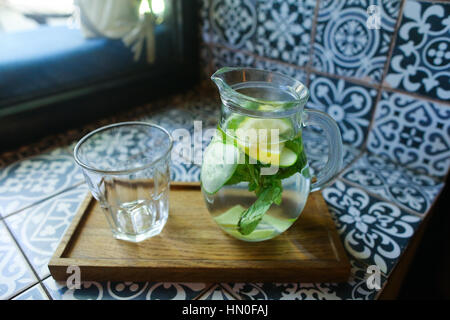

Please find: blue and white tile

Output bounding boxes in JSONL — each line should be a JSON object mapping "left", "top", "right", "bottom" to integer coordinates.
{"left": 0, "top": 147, "right": 83, "bottom": 216}
{"left": 211, "top": 45, "right": 256, "bottom": 70}
{"left": 341, "top": 152, "right": 444, "bottom": 215}
{"left": 210, "top": 0, "right": 315, "bottom": 68}
{"left": 303, "top": 129, "right": 361, "bottom": 176}
{"left": 200, "top": 0, "right": 212, "bottom": 43}
{"left": 323, "top": 180, "right": 421, "bottom": 275}
{"left": 385, "top": 0, "right": 450, "bottom": 101}
{"left": 308, "top": 74, "right": 378, "bottom": 148}
{"left": 367, "top": 91, "right": 450, "bottom": 178}
{"left": 248, "top": 0, "right": 316, "bottom": 67}
{"left": 313, "top": 0, "right": 401, "bottom": 83}
{"left": 144, "top": 108, "right": 197, "bottom": 132}
{"left": 222, "top": 259, "right": 386, "bottom": 300}
{"left": 254, "top": 59, "right": 307, "bottom": 84}
{"left": 174, "top": 99, "right": 220, "bottom": 129}
{"left": 171, "top": 162, "right": 201, "bottom": 182}
{"left": 13, "top": 283, "right": 48, "bottom": 300}
{"left": 43, "top": 277, "right": 208, "bottom": 300}
{"left": 198, "top": 284, "right": 237, "bottom": 300}
{"left": 0, "top": 222, "right": 37, "bottom": 300}
{"left": 210, "top": 0, "right": 257, "bottom": 49}
{"left": 4, "top": 185, "right": 88, "bottom": 279}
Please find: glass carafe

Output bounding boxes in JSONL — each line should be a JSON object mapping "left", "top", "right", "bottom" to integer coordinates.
{"left": 201, "top": 67, "right": 343, "bottom": 242}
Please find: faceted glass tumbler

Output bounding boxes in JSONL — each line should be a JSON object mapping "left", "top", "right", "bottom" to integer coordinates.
{"left": 74, "top": 122, "right": 173, "bottom": 242}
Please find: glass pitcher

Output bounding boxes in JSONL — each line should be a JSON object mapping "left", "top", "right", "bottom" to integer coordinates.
{"left": 200, "top": 67, "right": 343, "bottom": 242}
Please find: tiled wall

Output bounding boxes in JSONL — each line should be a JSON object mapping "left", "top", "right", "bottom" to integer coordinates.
{"left": 199, "top": 0, "right": 450, "bottom": 179}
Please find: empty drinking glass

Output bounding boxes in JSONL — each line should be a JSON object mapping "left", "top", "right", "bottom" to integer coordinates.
{"left": 74, "top": 122, "right": 173, "bottom": 242}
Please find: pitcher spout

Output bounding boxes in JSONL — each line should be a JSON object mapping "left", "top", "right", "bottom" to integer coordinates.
{"left": 211, "top": 67, "right": 236, "bottom": 91}
{"left": 210, "top": 67, "right": 309, "bottom": 118}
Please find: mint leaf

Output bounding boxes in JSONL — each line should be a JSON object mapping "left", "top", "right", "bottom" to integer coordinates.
{"left": 238, "top": 184, "right": 282, "bottom": 235}
{"left": 225, "top": 164, "right": 250, "bottom": 185}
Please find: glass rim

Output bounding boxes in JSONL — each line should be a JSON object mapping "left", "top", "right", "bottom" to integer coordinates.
{"left": 73, "top": 121, "right": 173, "bottom": 175}
{"left": 211, "top": 67, "right": 310, "bottom": 118}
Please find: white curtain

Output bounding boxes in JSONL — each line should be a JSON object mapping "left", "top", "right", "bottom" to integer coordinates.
{"left": 76, "top": 0, "right": 156, "bottom": 63}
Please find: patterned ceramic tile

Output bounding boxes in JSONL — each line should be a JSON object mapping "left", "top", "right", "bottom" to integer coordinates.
{"left": 0, "top": 148, "right": 84, "bottom": 217}
{"left": 254, "top": 59, "right": 308, "bottom": 84}
{"left": 367, "top": 91, "right": 450, "bottom": 178}
{"left": 323, "top": 179, "right": 421, "bottom": 275}
{"left": 385, "top": 0, "right": 450, "bottom": 101}
{"left": 249, "top": 0, "right": 316, "bottom": 67}
{"left": 171, "top": 162, "right": 201, "bottom": 182}
{"left": 312, "top": 0, "right": 401, "bottom": 83}
{"left": 210, "top": 0, "right": 315, "bottom": 67}
{"left": 341, "top": 152, "right": 444, "bottom": 215}
{"left": 302, "top": 127, "right": 361, "bottom": 176}
{"left": 210, "top": 45, "right": 308, "bottom": 83}
{"left": 211, "top": 45, "right": 256, "bottom": 70}
{"left": 198, "top": 284, "right": 237, "bottom": 300}
{"left": 308, "top": 74, "right": 378, "bottom": 147}
{"left": 12, "top": 283, "right": 48, "bottom": 300}
{"left": 200, "top": 0, "right": 212, "bottom": 43}
{"left": 0, "top": 222, "right": 37, "bottom": 300}
{"left": 43, "top": 277, "right": 208, "bottom": 300}
{"left": 222, "top": 259, "right": 386, "bottom": 300}
{"left": 210, "top": 0, "right": 257, "bottom": 48}
{"left": 5, "top": 185, "right": 88, "bottom": 279}
{"left": 145, "top": 109, "right": 198, "bottom": 131}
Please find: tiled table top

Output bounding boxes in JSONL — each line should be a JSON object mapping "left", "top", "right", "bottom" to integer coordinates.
{"left": 0, "top": 85, "right": 447, "bottom": 300}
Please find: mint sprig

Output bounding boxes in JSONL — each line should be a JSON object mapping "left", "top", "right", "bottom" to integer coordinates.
{"left": 238, "top": 184, "right": 282, "bottom": 235}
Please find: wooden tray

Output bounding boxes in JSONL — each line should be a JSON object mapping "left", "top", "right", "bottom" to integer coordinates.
{"left": 49, "top": 182, "right": 350, "bottom": 282}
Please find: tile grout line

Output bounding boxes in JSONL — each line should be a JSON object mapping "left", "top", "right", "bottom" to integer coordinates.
{"left": 1, "top": 219, "right": 44, "bottom": 299}
{"left": 39, "top": 275, "right": 54, "bottom": 300}
{"left": 379, "top": 0, "right": 407, "bottom": 91}
{"left": 339, "top": 146, "right": 367, "bottom": 175}
{"left": 0, "top": 181, "right": 86, "bottom": 221}
{"left": 6, "top": 281, "right": 39, "bottom": 300}
{"left": 359, "top": 0, "right": 407, "bottom": 152}
{"left": 307, "top": 67, "right": 380, "bottom": 89}
{"left": 192, "top": 283, "right": 217, "bottom": 300}
{"left": 218, "top": 283, "right": 243, "bottom": 300}
{"left": 206, "top": 41, "right": 450, "bottom": 108}
{"left": 204, "top": 0, "right": 450, "bottom": 107}
{"left": 8, "top": 281, "right": 51, "bottom": 300}
{"left": 305, "top": 0, "right": 321, "bottom": 87}
{"left": 418, "top": 0, "right": 450, "bottom": 4}
{"left": 207, "top": 42, "right": 309, "bottom": 73}
{"left": 343, "top": 148, "right": 446, "bottom": 184}
{"left": 380, "top": 84, "right": 450, "bottom": 107}
{"left": 339, "top": 177, "right": 425, "bottom": 219}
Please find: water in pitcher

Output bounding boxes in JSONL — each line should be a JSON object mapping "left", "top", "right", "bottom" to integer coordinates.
{"left": 201, "top": 83, "right": 311, "bottom": 242}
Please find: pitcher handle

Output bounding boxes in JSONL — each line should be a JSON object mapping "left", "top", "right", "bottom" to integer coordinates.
{"left": 302, "top": 109, "right": 343, "bottom": 192}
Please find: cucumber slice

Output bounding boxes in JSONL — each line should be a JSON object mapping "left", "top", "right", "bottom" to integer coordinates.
{"left": 214, "top": 205, "right": 244, "bottom": 227}
{"left": 225, "top": 228, "right": 275, "bottom": 241}
{"left": 201, "top": 142, "right": 240, "bottom": 194}
{"left": 279, "top": 147, "right": 298, "bottom": 167}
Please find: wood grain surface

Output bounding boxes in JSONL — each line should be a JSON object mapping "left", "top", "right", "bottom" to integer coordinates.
{"left": 49, "top": 182, "right": 350, "bottom": 282}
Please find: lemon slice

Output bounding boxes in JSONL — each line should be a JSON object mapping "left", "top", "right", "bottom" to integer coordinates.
{"left": 234, "top": 118, "right": 296, "bottom": 166}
